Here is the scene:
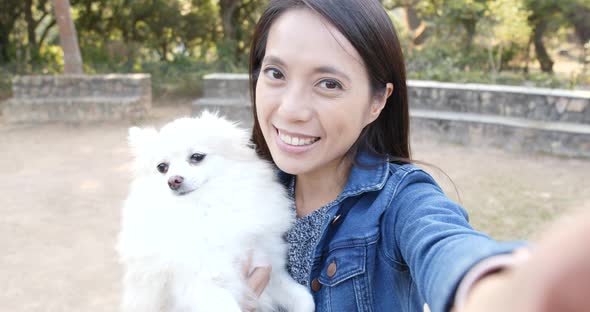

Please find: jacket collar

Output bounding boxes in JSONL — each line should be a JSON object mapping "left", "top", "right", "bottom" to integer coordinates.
{"left": 339, "top": 150, "right": 389, "bottom": 199}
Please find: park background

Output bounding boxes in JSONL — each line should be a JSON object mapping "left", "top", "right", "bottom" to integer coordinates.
{"left": 1, "top": 0, "right": 589, "bottom": 101}
{"left": 0, "top": 0, "right": 589, "bottom": 311}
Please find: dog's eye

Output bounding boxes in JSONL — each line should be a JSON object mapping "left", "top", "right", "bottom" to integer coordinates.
{"left": 157, "top": 163, "right": 169, "bottom": 173}
{"left": 189, "top": 153, "right": 206, "bottom": 164}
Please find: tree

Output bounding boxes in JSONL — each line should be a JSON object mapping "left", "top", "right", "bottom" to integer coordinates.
{"left": 52, "top": 0, "right": 83, "bottom": 73}
{"left": 524, "top": 0, "right": 590, "bottom": 73}
{"left": 24, "top": 0, "right": 56, "bottom": 69}
{"left": 382, "top": 0, "right": 430, "bottom": 46}
{"left": 218, "top": 0, "right": 266, "bottom": 68}
{"left": 480, "top": 0, "right": 531, "bottom": 78}
{"left": 0, "top": 1, "right": 24, "bottom": 64}
{"left": 565, "top": 2, "right": 590, "bottom": 45}
{"left": 72, "top": 0, "right": 218, "bottom": 67}
{"left": 416, "top": 0, "right": 487, "bottom": 50}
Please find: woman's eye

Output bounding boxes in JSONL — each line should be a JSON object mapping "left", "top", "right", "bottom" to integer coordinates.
{"left": 157, "top": 163, "right": 168, "bottom": 174}
{"left": 263, "top": 68, "right": 284, "bottom": 80}
{"left": 318, "top": 79, "right": 343, "bottom": 90}
{"left": 189, "top": 153, "right": 206, "bottom": 164}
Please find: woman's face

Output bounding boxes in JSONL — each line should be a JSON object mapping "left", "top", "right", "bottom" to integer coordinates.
{"left": 255, "top": 8, "right": 387, "bottom": 177}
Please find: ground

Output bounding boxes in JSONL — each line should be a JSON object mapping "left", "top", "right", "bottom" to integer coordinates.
{"left": 0, "top": 101, "right": 588, "bottom": 311}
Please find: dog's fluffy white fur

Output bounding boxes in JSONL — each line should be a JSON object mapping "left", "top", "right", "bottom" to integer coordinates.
{"left": 117, "top": 112, "right": 315, "bottom": 312}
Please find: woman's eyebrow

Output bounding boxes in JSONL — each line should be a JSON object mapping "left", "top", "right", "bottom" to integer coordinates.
{"left": 262, "top": 55, "right": 287, "bottom": 68}
{"left": 312, "top": 66, "right": 351, "bottom": 83}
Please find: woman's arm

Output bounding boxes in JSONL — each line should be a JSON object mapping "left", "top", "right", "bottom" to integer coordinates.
{"left": 458, "top": 208, "right": 590, "bottom": 312}
{"left": 384, "top": 167, "right": 525, "bottom": 312}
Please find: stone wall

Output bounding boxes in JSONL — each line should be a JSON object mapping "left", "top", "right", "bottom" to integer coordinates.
{"left": 192, "top": 73, "right": 252, "bottom": 125}
{"left": 408, "top": 80, "right": 590, "bottom": 124}
{"left": 192, "top": 73, "right": 590, "bottom": 158}
{"left": 407, "top": 80, "right": 590, "bottom": 158}
{"left": 3, "top": 74, "right": 151, "bottom": 123}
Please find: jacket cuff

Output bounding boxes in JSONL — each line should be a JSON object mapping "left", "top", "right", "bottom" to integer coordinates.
{"left": 453, "top": 253, "right": 517, "bottom": 310}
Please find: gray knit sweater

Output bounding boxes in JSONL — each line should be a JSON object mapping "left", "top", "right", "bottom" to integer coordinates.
{"left": 285, "top": 178, "right": 331, "bottom": 287}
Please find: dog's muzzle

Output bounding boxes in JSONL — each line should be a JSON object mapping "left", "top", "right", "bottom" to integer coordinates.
{"left": 168, "top": 175, "right": 184, "bottom": 190}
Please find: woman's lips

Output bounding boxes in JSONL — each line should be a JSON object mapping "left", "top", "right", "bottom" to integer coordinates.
{"left": 274, "top": 126, "right": 320, "bottom": 154}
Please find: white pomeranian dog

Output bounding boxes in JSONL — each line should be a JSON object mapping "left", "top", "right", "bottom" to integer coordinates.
{"left": 117, "top": 111, "right": 315, "bottom": 312}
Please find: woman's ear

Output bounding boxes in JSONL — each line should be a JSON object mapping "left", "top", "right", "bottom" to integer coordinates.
{"left": 366, "top": 82, "right": 394, "bottom": 125}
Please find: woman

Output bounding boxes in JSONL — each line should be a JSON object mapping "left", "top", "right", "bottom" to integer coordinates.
{"left": 240, "top": 0, "right": 590, "bottom": 311}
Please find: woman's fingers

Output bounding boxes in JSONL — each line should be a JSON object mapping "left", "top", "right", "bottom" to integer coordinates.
{"left": 242, "top": 250, "right": 253, "bottom": 277}
{"left": 247, "top": 265, "right": 272, "bottom": 298}
{"left": 517, "top": 208, "right": 590, "bottom": 312}
{"left": 458, "top": 209, "right": 590, "bottom": 312}
{"left": 241, "top": 266, "right": 272, "bottom": 311}
{"left": 240, "top": 250, "right": 272, "bottom": 312}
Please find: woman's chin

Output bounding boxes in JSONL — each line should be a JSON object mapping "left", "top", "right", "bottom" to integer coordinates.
{"left": 273, "top": 157, "right": 309, "bottom": 176}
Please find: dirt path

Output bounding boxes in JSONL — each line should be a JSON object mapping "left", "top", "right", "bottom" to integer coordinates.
{"left": 1, "top": 101, "right": 588, "bottom": 311}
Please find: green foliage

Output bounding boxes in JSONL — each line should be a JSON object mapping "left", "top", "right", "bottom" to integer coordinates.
{"left": 74, "top": 0, "right": 219, "bottom": 62}
{"left": 477, "top": 0, "right": 531, "bottom": 80}
{"left": 576, "top": 40, "right": 590, "bottom": 87}
{"left": 404, "top": 35, "right": 566, "bottom": 88}
{"left": 137, "top": 57, "right": 211, "bottom": 98}
{"left": 484, "top": 0, "right": 531, "bottom": 46}
{"left": 37, "top": 45, "right": 64, "bottom": 74}
{"left": 0, "top": 66, "right": 13, "bottom": 100}
{"left": 0, "top": 0, "right": 588, "bottom": 100}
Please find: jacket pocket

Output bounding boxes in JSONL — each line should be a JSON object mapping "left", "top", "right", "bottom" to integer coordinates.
{"left": 315, "top": 244, "right": 373, "bottom": 312}
{"left": 318, "top": 244, "right": 366, "bottom": 286}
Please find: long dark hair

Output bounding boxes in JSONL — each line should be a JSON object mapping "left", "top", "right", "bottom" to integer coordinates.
{"left": 249, "top": 0, "right": 411, "bottom": 165}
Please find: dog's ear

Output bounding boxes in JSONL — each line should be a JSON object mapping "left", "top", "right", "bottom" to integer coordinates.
{"left": 128, "top": 127, "right": 158, "bottom": 155}
{"left": 199, "top": 109, "right": 219, "bottom": 119}
{"left": 230, "top": 128, "right": 258, "bottom": 161}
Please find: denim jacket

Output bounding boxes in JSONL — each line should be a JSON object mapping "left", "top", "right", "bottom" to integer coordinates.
{"left": 278, "top": 151, "right": 522, "bottom": 312}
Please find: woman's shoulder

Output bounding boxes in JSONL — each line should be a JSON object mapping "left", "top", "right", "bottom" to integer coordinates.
{"left": 385, "top": 162, "right": 443, "bottom": 194}
{"left": 380, "top": 161, "right": 465, "bottom": 224}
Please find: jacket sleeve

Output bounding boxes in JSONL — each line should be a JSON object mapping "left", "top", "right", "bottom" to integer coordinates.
{"left": 383, "top": 166, "right": 525, "bottom": 312}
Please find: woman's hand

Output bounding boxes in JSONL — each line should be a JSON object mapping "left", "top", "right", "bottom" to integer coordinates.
{"left": 459, "top": 208, "right": 590, "bottom": 312}
{"left": 241, "top": 251, "right": 272, "bottom": 312}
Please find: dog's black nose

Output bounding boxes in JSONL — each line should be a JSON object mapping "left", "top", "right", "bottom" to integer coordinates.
{"left": 168, "top": 176, "right": 184, "bottom": 190}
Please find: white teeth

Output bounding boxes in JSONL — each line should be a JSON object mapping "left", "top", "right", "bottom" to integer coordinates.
{"left": 279, "top": 131, "right": 318, "bottom": 146}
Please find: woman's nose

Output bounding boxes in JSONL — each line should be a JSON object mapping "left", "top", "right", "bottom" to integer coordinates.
{"left": 277, "top": 83, "right": 313, "bottom": 122}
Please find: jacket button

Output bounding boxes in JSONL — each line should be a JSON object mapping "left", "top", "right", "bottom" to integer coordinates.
{"left": 327, "top": 262, "right": 337, "bottom": 277}
{"left": 311, "top": 278, "right": 322, "bottom": 292}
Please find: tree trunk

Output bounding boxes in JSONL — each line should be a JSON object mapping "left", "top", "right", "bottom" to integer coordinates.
{"left": 462, "top": 19, "right": 477, "bottom": 51}
{"left": 405, "top": 6, "right": 421, "bottom": 31}
{"left": 524, "top": 35, "right": 533, "bottom": 74}
{"left": 38, "top": 19, "right": 57, "bottom": 48}
{"left": 532, "top": 20, "right": 553, "bottom": 73}
{"left": 160, "top": 41, "right": 168, "bottom": 62}
{"left": 25, "top": 0, "right": 39, "bottom": 69}
{"left": 0, "top": 0, "right": 24, "bottom": 64}
{"left": 0, "top": 33, "right": 10, "bottom": 64}
{"left": 567, "top": 6, "right": 590, "bottom": 45}
{"left": 404, "top": 5, "right": 431, "bottom": 46}
{"left": 52, "top": 0, "right": 83, "bottom": 74}
{"left": 220, "top": 0, "right": 239, "bottom": 42}
{"left": 219, "top": 0, "right": 240, "bottom": 64}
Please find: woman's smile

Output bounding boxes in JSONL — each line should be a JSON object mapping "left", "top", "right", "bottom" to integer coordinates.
{"left": 255, "top": 8, "right": 385, "bottom": 177}
{"left": 274, "top": 126, "right": 321, "bottom": 154}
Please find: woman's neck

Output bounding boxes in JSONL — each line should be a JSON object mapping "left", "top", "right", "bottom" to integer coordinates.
{"left": 294, "top": 157, "right": 352, "bottom": 218}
